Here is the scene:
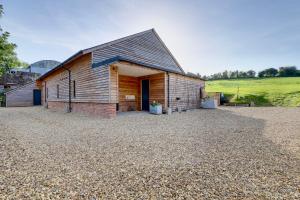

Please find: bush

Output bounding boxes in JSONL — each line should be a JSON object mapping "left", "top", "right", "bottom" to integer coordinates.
{"left": 0, "top": 93, "right": 5, "bottom": 107}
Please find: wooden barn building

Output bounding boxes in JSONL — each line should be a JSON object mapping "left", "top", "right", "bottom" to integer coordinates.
{"left": 3, "top": 60, "right": 59, "bottom": 107}
{"left": 36, "top": 29, "right": 205, "bottom": 118}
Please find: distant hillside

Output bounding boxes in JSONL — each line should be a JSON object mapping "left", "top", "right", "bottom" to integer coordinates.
{"left": 29, "top": 60, "right": 60, "bottom": 69}
{"left": 206, "top": 77, "right": 300, "bottom": 107}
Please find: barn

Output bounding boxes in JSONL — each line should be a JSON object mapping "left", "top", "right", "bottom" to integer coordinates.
{"left": 4, "top": 60, "right": 59, "bottom": 107}
{"left": 36, "top": 29, "right": 205, "bottom": 118}
{"left": 5, "top": 81, "right": 41, "bottom": 107}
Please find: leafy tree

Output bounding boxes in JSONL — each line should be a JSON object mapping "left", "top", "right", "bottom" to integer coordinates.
{"left": 278, "top": 66, "right": 297, "bottom": 77}
{"left": 264, "top": 68, "right": 278, "bottom": 77}
{"left": 230, "top": 71, "right": 238, "bottom": 79}
{"left": 258, "top": 71, "right": 265, "bottom": 78}
{"left": 202, "top": 75, "right": 208, "bottom": 80}
{"left": 0, "top": 4, "right": 23, "bottom": 76}
{"left": 222, "top": 70, "right": 229, "bottom": 79}
{"left": 258, "top": 68, "right": 278, "bottom": 77}
{"left": 238, "top": 71, "right": 247, "bottom": 78}
{"left": 246, "top": 70, "right": 256, "bottom": 78}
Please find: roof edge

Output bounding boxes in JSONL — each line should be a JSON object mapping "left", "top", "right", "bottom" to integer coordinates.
{"left": 4, "top": 81, "right": 36, "bottom": 94}
{"left": 37, "top": 29, "right": 198, "bottom": 81}
{"left": 92, "top": 56, "right": 204, "bottom": 80}
{"left": 151, "top": 29, "right": 185, "bottom": 74}
{"left": 37, "top": 50, "right": 83, "bottom": 80}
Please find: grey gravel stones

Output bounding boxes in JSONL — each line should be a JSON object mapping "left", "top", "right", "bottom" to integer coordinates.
{"left": 0, "top": 107, "right": 299, "bottom": 199}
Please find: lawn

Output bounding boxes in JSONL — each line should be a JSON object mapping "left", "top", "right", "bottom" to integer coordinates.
{"left": 206, "top": 77, "right": 300, "bottom": 106}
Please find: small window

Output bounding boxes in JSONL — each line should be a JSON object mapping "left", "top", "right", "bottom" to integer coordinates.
{"left": 45, "top": 84, "right": 47, "bottom": 102}
{"left": 73, "top": 80, "right": 76, "bottom": 98}
{"left": 46, "top": 88, "right": 48, "bottom": 98}
{"left": 57, "top": 85, "right": 59, "bottom": 98}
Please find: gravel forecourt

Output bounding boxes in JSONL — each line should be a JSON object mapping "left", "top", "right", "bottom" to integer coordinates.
{"left": 0, "top": 107, "right": 299, "bottom": 199}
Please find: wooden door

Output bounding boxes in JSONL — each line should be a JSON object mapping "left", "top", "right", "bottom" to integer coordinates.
{"left": 33, "top": 89, "right": 41, "bottom": 105}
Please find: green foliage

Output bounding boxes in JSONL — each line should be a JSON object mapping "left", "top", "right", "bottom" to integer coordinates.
{"left": 258, "top": 68, "right": 278, "bottom": 77}
{"left": 206, "top": 67, "right": 300, "bottom": 81}
{"left": 0, "top": 91, "right": 5, "bottom": 107}
{"left": 0, "top": 4, "right": 24, "bottom": 76}
{"left": 278, "top": 66, "right": 298, "bottom": 77}
{"left": 207, "top": 69, "right": 257, "bottom": 80}
{"left": 0, "top": 32, "right": 21, "bottom": 75}
{"left": 151, "top": 101, "right": 161, "bottom": 106}
{"left": 206, "top": 77, "right": 300, "bottom": 107}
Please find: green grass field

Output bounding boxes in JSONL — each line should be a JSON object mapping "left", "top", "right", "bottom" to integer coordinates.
{"left": 206, "top": 77, "right": 300, "bottom": 106}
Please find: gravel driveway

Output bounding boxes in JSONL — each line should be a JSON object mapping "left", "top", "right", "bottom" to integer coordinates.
{"left": 0, "top": 107, "right": 299, "bottom": 199}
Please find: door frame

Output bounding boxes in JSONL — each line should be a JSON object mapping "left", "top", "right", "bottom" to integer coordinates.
{"left": 140, "top": 79, "right": 150, "bottom": 111}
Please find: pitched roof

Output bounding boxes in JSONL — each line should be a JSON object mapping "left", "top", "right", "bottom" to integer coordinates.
{"left": 86, "top": 29, "right": 184, "bottom": 73}
{"left": 38, "top": 29, "right": 186, "bottom": 80}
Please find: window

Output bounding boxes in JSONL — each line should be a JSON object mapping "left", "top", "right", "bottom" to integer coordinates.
{"left": 73, "top": 80, "right": 76, "bottom": 98}
{"left": 57, "top": 85, "right": 59, "bottom": 98}
{"left": 45, "top": 83, "right": 47, "bottom": 102}
{"left": 46, "top": 88, "right": 48, "bottom": 99}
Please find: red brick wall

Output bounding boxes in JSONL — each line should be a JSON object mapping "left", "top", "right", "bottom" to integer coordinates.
{"left": 47, "top": 101, "right": 116, "bottom": 118}
{"left": 47, "top": 101, "right": 65, "bottom": 111}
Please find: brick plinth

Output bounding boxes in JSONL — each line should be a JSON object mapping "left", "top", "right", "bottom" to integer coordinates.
{"left": 47, "top": 101, "right": 116, "bottom": 118}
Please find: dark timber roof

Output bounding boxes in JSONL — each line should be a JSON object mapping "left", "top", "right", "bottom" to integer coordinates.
{"left": 38, "top": 29, "right": 196, "bottom": 80}
{"left": 88, "top": 29, "right": 184, "bottom": 73}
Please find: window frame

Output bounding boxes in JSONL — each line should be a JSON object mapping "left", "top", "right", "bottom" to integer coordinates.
{"left": 73, "top": 80, "right": 76, "bottom": 98}
{"left": 57, "top": 84, "right": 59, "bottom": 98}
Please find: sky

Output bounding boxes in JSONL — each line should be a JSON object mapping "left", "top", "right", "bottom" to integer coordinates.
{"left": 1, "top": 0, "right": 300, "bottom": 75}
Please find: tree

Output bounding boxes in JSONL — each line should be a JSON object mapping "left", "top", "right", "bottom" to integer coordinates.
{"left": 264, "top": 68, "right": 278, "bottom": 77}
{"left": 0, "top": 4, "right": 22, "bottom": 76}
{"left": 222, "top": 70, "right": 229, "bottom": 79}
{"left": 230, "top": 71, "right": 238, "bottom": 79}
{"left": 278, "top": 66, "right": 298, "bottom": 77}
{"left": 258, "top": 68, "right": 278, "bottom": 77}
{"left": 258, "top": 71, "right": 265, "bottom": 78}
{"left": 238, "top": 71, "right": 247, "bottom": 78}
{"left": 246, "top": 70, "right": 256, "bottom": 78}
{"left": 202, "top": 75, "right": 208, "bottom": 80}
